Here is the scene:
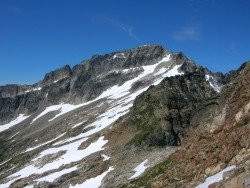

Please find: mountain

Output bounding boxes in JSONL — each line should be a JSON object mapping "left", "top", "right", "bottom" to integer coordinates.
{"left": 0, "top": 45, "right": 249, "bottom": 188}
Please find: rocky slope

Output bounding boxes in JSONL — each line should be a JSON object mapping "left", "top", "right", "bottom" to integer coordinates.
{"left": 0, "top": 44, "right": 248, "bottom": 188}
{"left": 123, "top": 61, "right": 250, "bottom": 188}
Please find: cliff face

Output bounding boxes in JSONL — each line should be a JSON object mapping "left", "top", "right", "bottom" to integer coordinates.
{"left": 125, "top": 70, "right": 219, "bottom": 147}
{"left": 125, "top": 62, "right": 250, "bottom": 188}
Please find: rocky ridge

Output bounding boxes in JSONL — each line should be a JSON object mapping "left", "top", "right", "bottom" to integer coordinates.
{"left": 0, "top": 45, "right": 169, "bottom": 123}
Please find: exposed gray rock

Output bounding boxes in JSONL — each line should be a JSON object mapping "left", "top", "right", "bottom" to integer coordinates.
{"left": 0, "top": 45, "right": 170, "bottom": 122}
{"left": 42, "top": 65, "right": 71, "bottom": 85}
{"left": 0, "top": 84, "right": 30, "bottom": 98}
{"left": 127, "top": 69, "right": 219, "bottom": 147}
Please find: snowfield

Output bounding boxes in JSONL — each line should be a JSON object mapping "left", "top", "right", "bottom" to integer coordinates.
{"left": 25, "top": 87, "right": 42, "bottom": 93}
{"left": 101, "top": 154, "right": 110, "bottom": 161}
{"left": 0, "top": 114, "right": 30, "bottom": 133}
{"left": 153, "top": 64, "right": 183, "bottom": 86}
{"left": 0, "top": 137, "right": 107, "bottom": 188}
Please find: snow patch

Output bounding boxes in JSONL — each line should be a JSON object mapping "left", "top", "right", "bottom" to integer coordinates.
{"left": 69, "top": 166, "right": 114, "bottom": 188}
{"left": 72, "top": 121, "right": 85, "bottom": 129}
{"left": 122, "top": 68, "right": 134, "bottom": 73}
{"left": 153, "top": 64, "right": 184, "bottom": 86}
{"left": 23, "top": 185, "right": 34, "bottom": 188}
{"left": 101, "top": 154, "right": 110, "bottom": 161}
{"left": 22, "top": 133, "right": 66, "bottom": 153}
{"left": 35, "top": 166, "right": 77, "bottom": 182}
{"left": 205, "top": 75, "right": 221, "bottom": 93}
{"left": 129, "top": 159, "right": 149, "bottom": 179}
{"left": 196, "top": 165, "right": 236, "bottom": 188}
{"left": 0, "top": 158, "right": 12, "bottom": 166}
{"left": 8, "top": 131, "right": 20, "bottom": 139}
{"left": 108, "top": 70, "right": 120, "bottom": 74}
{"left": 31, "top": 103, "right": 86, "bottom": 123}
{"left": 53, "top": 76, "right": 68, "bottom": 83}
{"left": 25, "top": 87, "right": 42, "bottom": 93}
{"left": 0, "top": 114, "right": 30, "bottom": 133}
{"left": 159, "top": 54, "right": 171, "bottom": 63}
{"left": 113, "top": 53, "right": 126, "bottom": 59}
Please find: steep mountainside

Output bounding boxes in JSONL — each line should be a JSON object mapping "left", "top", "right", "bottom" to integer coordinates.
{"left": 0, "top": 45, "right": 248, "bottom": 188}
{"left": 123, "top": 62, "right": 250, "bottom": 188}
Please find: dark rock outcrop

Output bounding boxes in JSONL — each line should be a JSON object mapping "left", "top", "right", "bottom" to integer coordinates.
{"left": 127, "top": 69, "right": 219, "bottom": 147}
{"left": 42, "top": 65, "right": 71, "bottom": 85}
{"left": 0, "top": 85, "right": 30, "bottom": 98}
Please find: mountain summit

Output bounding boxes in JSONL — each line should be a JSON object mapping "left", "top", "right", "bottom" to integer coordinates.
{"left": 0, "top": 45, "right": 249, "bottom": 188}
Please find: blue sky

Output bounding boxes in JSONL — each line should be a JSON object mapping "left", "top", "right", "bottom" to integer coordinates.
{"left": 0, "top": 0, "right": 249, "bottom": 85}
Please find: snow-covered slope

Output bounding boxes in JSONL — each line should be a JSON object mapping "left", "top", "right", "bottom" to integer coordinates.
{"left": 0, "top": 51, "right": 185, "bottom": 188}
{"left": 0, "top": 114, "right": 30, "bottom": 133}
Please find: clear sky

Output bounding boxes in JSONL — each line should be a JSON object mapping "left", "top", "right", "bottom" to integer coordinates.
{"left": 0, "top": 0, "right": 249, "bottom": 85}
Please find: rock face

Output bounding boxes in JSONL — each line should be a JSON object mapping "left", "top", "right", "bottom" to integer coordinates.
{"left": 125, "top": 61, "right": 250, "bottom": 188}
{"left": 0, "top": 85, "right": 29, "bottom": 98}
{"left": 42, "top": 65, "right": 71, "bottom": 84}
{"left": 0, "top": 45, "right": 170, "bottom": 123}
{"left": 126, "top": 69, "right": 219, "bottom": 147}
{"left": 0, "top": 44, "right": 248, "bottom": 188}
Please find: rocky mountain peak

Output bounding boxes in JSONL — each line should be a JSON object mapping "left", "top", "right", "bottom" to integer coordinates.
{"left": 80, "top": 44, "right": 168, "bottom": 71}
{"left": 0, "top": 45, "right": 223, "bottom": 123}
{"left": 172, "top": 52, "right": 200, "bottom": 72}
{"left": 42, "top": 65, "right": 71, "bottom": 85}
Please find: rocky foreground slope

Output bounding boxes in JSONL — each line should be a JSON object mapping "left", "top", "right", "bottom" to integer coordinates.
{"left": 0, "top": 45, "right": 249, "bottom": 188}
{"left": 122, "top": 62, "right": 250, "bottom": 188}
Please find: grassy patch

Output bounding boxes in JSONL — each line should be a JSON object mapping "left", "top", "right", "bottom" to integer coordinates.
{"left": 127, "top": 96, "right": 162, "bottom": 146}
